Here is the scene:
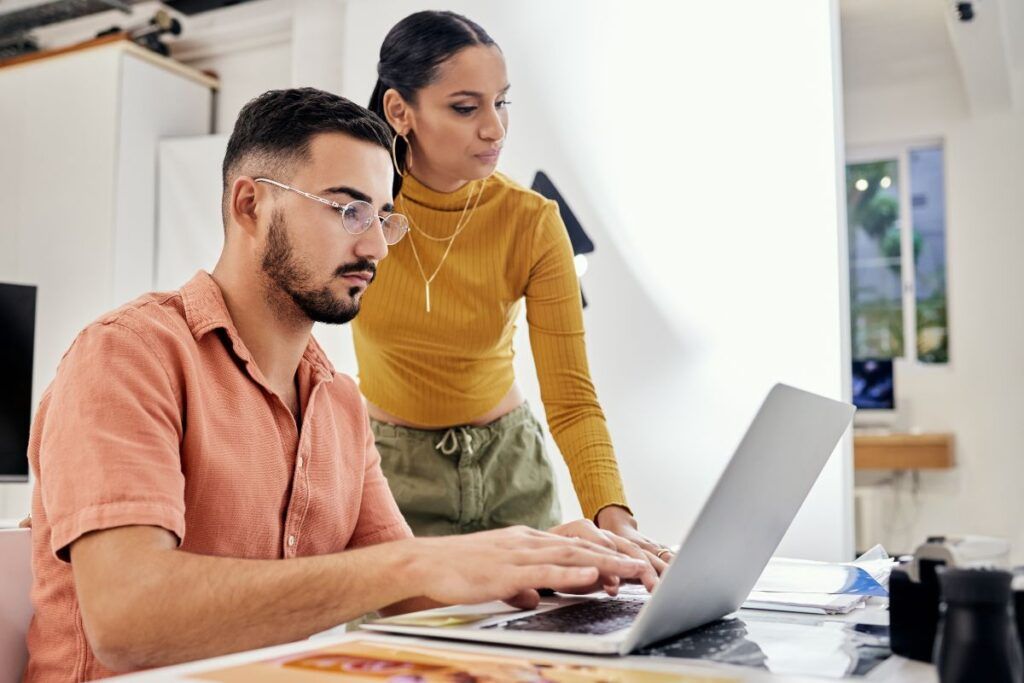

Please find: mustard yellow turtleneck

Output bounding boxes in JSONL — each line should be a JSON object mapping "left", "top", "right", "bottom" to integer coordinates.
{"left": 352, "top": 171, "right": 627, "bottom": 519}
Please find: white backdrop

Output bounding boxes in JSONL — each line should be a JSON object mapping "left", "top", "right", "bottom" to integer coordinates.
{"left": 157, "top": 0, "right": 852, "bottom": 560}
{"left": 341, "top": 0, "right": 854, "bottom": 560}
{"left": 337, "top": 0, "right": 853, "bottom": 559}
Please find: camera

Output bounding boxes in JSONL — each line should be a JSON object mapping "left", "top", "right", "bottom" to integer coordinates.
{"left": 955, "top": 2, "right": 975, "bottom": 22}
{"left": 890, "top": 535, "right": 1010, "bottom": 661}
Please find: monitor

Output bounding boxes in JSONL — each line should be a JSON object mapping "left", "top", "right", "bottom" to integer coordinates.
{"left": 0, "top": 282, "right": 36, "bottom": 481}
{"left": 851, "top": 359, "right": 894, "bottom": 411}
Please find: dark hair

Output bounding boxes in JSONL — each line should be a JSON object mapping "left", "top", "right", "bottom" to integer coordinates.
{"left": 222, "top": 87, "right": 393, "bottom": 224}
{"left": 368, "top": 11, "right": 498, "bottom": 182}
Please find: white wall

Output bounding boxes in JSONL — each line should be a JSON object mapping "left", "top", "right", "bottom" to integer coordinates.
{"left": 846, "top": 77, "right": 1024, "bottom": 559}
{"left": 339, "top": 0, "right": 853, "bottom": 559}
{"left": 173, "top": 0, "right": 293, "bottom": 133}
{"left": 172, "top": 0, "right": 347, "bottom": 133}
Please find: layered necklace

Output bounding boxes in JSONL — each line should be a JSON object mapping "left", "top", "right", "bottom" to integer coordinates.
{"left": 400, "top": 176, "right": 488, "bottom": 313}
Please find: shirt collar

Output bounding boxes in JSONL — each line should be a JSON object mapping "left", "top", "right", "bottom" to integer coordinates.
{"left": 180, "top": 271, "right": 336, "bottom": 382}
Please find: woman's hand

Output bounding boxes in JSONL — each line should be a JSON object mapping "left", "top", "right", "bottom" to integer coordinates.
{"left": 594, "top": 505, "right": 674, "bottom": 574}
{"left": 547, "top": 518, "right": 660, "bottom": 592}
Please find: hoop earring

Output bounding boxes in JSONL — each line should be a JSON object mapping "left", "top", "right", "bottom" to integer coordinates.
{"left": 390, "top": 133, "right": 403, "bottom": 175}
{"left": 391, "top": 133, "right": 412, "bottom": 176}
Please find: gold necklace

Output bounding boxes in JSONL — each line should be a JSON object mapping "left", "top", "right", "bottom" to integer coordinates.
{"left": 403, "top": 187, "right": 475, "bottom": 242}
{"left": 402, "top": 178, "right": 488, "bottom": 313}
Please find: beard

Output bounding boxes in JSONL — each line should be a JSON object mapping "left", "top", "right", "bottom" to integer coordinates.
{"left": 260, "top": 210, "right": 375, "bottom": 325}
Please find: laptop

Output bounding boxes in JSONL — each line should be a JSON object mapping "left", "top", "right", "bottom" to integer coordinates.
{"left": 365, "top": 383, "right": 855, "bottom": 655}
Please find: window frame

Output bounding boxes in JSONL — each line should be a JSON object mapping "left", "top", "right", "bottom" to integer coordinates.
{"left": 846, "top": 138, "right": 949, "bottom": 365}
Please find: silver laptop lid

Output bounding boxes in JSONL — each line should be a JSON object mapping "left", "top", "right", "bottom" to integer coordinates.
{"left": 622, "top": 383, "right": 855, "bottom": 652}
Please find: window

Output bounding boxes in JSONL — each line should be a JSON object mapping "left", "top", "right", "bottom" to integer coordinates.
{"left": 846, "top": 144, "right": 949, "bottom": 364}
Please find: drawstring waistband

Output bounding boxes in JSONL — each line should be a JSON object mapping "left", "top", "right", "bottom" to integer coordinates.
{"left": 436, "top": 426, "right": 474, "bottom": 456}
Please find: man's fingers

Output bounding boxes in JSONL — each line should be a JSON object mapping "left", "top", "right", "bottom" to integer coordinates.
{"left": 504, "top": 535, "right": 630, "bottom": 567}
{"left": 599, "top": 574, "right": 621, "bottom": 596}
{"left": 577, "top": 529, "right": 617, "bottom": 551}
{"left": 508, "top": 565, "right": 600, "bottom": 594}
{"left": 494, "top": 526, "right": 590, "bottom": 552}
{"left": 503, "top": 589, "right": 541, "bottom": 611}
{"left": 620, "top": 549, "right": 658, "bottom": 592}
{"left": 639, "top": 551, "right": 669, "bottom": 587}
{"left": 511, "top": 544, "right": 646, "bottom": 576}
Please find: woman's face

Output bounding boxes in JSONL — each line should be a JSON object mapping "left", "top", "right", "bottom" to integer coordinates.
{"left": 404, "top": 44, "right": 510, "bottom": 188}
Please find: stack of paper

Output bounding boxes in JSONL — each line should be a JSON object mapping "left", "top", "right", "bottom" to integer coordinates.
{"left": 742, "top": 545, "right": 895, "bottom": 615}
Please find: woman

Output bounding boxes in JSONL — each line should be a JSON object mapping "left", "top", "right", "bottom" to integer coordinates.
{"left": 355, "top": 10, "right": 671, "bottom": 567}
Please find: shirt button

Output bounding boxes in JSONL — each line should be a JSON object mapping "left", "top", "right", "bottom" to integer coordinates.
{"left": 287, "top": 534, "right": 296, "bottom": 547}
{"left": 297, "top": 456, "right": 303, "bottom": 469}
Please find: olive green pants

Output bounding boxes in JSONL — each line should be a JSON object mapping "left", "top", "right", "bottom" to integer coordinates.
{"left": 372, "top": 403, "right": 562, "bottom": 536}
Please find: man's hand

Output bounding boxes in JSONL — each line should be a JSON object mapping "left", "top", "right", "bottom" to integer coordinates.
{"left": 401, "top": 525, "right": 649, "bottom": 611}
{"left": 595, "top": 505, "right": 674, "bottom": 573}
{"left": 66, "top": 523, "right": 649, "bottom": 671}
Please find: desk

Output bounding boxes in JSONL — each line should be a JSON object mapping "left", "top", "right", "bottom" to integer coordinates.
{"left": 109, "top": 604, "right": 935, "bottom": 682}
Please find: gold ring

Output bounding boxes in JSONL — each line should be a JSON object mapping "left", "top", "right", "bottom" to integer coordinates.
{"left": 656, "top": 548, "right": 672, "bottom": 560}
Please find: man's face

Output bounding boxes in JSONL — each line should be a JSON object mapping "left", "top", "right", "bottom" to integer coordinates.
{"left": 259, "top": 132, "right": 394, "bottom": 324}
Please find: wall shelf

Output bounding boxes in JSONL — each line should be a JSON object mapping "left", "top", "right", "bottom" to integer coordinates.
{"left": 854, "top": 433, "right": 955, "bottom": 470}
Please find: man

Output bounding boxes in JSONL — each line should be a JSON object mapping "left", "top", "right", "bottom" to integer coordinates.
{"left": 23, "top": 88, "right": 653, "bottom": 681}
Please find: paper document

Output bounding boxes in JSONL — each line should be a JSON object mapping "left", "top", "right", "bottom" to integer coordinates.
{"left": 754, "top": 560, "right": 887, "bottom": 597}
{"left": 742, "top": 545, "right": 894, "bottom": 614}
{"left": 744, "top": 591, "right": 867, "bottom": 615}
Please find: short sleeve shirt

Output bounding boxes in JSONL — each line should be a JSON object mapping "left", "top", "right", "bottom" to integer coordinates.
{"left": 23, "top": 271, "right": 412, "bottom": 681}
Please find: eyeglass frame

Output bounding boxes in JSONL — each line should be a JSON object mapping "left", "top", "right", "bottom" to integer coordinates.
{"left": 253, "top": 177, "right": 408, "bottom": 245}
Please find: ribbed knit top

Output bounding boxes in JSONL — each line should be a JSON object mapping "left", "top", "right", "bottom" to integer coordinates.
{"left": 352, "top": 171, "right": 627, "bottom": 519}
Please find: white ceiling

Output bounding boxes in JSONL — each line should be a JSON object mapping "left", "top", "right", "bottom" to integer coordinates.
{"left": 3, "top": 0, "right": 1021, "bottom": 112}
{"left": 840, "top": 0, "right": 960, "bottom": 91}
{"left": 840, "top": 0, "right": 1023, "bottom": 112}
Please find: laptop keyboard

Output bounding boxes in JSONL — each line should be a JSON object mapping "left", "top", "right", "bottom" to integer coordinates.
{"left": 485, "top": 599, "right": 644, "bottom": 635}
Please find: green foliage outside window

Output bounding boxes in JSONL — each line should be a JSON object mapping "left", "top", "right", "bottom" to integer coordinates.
{"left": 846, "top": 147, "right": 949, "bottom": 365}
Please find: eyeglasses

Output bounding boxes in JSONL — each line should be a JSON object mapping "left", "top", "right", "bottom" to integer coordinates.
{"left": 254, "top": 177, "right": 409, "bottom": 245}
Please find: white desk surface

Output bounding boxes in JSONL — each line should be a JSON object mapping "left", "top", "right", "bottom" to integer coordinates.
{"left": 109, "top": 602, "right": 936, "bottom": 682}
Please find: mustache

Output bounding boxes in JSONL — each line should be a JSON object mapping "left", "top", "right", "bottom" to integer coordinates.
{"left": 335, "top": 259, "right": 377, "bottom": 281}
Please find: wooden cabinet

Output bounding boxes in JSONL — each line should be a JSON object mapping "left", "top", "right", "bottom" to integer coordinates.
{"left": 854, "top": 433, "right": 954, "bottom": 470}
